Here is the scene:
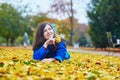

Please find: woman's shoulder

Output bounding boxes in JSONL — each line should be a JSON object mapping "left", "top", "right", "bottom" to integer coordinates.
{"left": 61, "top": 38, "right": 67, "bottom": 44}
{"left": 57, "top": 38, "right": 67, "bottom": 47}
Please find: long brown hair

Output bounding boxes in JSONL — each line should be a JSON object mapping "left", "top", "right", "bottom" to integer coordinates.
{"left": 32, "top": 22, "right": 56, "bottom": 50}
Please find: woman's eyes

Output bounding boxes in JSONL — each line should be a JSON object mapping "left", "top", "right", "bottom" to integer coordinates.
{"left": 44, "top": 30, "right": 47, "bottom": 32}
{"left": 44, "top": 28, "right": 52, "bottom": 32}
{"left": 48, "top": 28, "right": 52, "bottom": 30}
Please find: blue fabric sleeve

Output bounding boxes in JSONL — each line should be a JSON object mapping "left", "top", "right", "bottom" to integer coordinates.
{"left": 33, "top": 46, "right": 48, "bottom": 60}
{"left": 54, "top": 42, "right": 70, "bottom": 62}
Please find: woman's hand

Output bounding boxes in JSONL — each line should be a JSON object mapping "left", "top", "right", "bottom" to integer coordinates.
{"left": 41, "top": 58, "right": 57, "bottom": 62}
{"left": 43, "top": 38, "right": 56, "bottom": 48}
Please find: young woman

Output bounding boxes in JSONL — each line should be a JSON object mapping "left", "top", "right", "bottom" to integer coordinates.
{"left": 32, "top": 22, "right": 70, "bottom": 62}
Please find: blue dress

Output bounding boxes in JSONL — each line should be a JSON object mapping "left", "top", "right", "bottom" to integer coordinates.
{"left": 33, "top": 41, "right": 70, "bottom": 62}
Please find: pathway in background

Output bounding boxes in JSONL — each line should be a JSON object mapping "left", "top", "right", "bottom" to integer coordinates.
{"left": 68, "top": 48, "right": 120, "bottom": 57}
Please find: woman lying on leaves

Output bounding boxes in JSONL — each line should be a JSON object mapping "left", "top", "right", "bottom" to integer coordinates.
{"left": 32, "top": 22, "right": 70, "bottom": 62}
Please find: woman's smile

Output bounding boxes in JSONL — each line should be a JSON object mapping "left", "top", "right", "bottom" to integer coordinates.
{"left": 43, "top": 24, "right": 54, "bottom": 40}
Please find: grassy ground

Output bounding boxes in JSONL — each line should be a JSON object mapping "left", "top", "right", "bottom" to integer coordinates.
{"left": 0, "top": 46, "right": 120, "bottom": 80}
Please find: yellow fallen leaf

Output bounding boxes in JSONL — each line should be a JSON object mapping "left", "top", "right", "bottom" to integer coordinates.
{"left": 56, "top": 35, "right": 61, "bottom": 43}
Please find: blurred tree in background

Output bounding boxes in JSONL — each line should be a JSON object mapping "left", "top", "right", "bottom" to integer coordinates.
{"left": 0, "top": 3, "right": 24, "bottom": 46}
{"left": 87, "top": 0, "right": 120, "bottom": 48}
{"left": 50, "top": 0, "right": 74, "bottom": 45}
{"left": 0, "top": 3, "right": 33, "bottom": 46}
{"left": 79, "top": 32, "right": 88, "bottom": 46}
{"left": 57, "top": 21, "right": 70, "bottom": 41}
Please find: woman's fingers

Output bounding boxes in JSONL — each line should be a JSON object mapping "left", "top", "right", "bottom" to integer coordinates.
{"left": 48, "top": 38, "right": 55, "bottom": 45}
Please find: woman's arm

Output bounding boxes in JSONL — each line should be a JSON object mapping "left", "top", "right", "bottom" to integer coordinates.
{"left": 33, "top": 37, "right": 56, "bottom": 60}
{"left": 54, "top": 41, "right": 70, "bottom": 62}
{"left": 33, "top": 46, "right": 48, "bottom": 60}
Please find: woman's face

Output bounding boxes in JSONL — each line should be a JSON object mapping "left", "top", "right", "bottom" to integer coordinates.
{"left": 43, "top": 24, "right": 54, "bottom": 40}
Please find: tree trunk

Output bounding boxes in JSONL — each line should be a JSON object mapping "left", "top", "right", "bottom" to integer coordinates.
{"left": 6, "top": 37, "right": 9, "bottom": 46}
{"left": 69, "top": 0, "right": 74, "bottom": 45}
{"left": 10, "top": 37, "right": 15, "bottom": 46}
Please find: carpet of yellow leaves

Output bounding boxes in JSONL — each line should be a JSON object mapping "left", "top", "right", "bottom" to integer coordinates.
{"left": 0, "top": 47, "right": 120, "bottom": 80}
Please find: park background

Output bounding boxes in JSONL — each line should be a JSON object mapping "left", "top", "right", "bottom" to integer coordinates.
{"left": 1, "top": 0, "right": 120, "bottom": 49}
{"left": 0, "top": 0, "right": 120, "bottom": 80}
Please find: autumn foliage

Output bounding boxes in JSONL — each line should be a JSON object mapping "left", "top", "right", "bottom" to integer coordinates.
{"left": 0, "top": 47, "right": 120, "bottom": 80}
